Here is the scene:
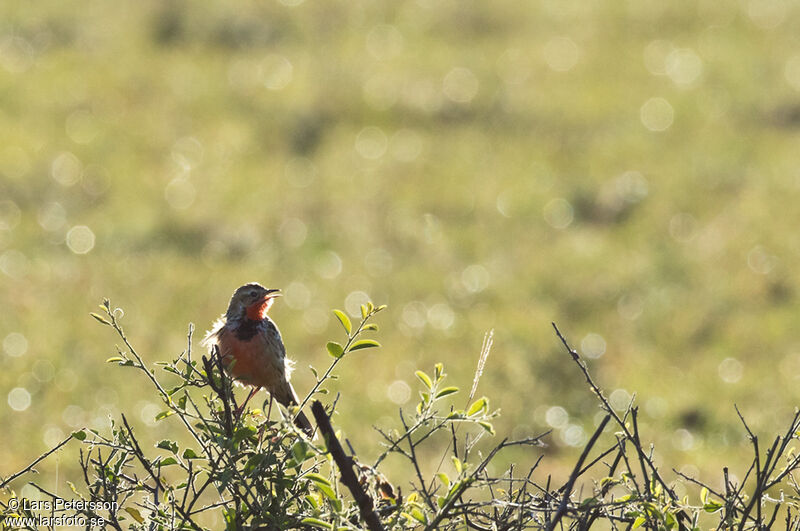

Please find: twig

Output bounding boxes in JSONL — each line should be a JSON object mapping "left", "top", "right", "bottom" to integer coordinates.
{"left": 1, "top": 434, "right": 73, "bottom": 488}
{"left": 547, "top": 415, "right": 610, "bottom": 530}
{"left": 311, "top": 401, "right": 384, "bottom": 531}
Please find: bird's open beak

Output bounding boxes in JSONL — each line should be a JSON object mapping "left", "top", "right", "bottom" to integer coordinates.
{"left": 264, "top": 288, "right": 282, "bottom": 299}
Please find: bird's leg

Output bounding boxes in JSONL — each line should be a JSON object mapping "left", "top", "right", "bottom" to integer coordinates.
{"left": 266, "top": 394, "right": 275, "bottom": 422}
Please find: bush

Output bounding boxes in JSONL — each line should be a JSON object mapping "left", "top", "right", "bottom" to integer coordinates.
{"left": 2, "top": 300, "right": 800, "bottom": 530}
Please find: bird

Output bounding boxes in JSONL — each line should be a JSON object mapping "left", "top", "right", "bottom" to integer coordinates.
{"left": 202, "top": 282, "right": 314, "bottom": 436}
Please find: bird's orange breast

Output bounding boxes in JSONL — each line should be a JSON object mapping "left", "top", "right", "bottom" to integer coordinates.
{"left": 216, "top": 327, "right": 272, "bottom": 387}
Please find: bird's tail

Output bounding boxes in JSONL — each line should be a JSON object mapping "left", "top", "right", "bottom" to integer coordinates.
{"left": 292, "top": 410, "right": 314, "bottom": 437}
{"left": 275, "top": 381, "right": 315, "bottom": 438}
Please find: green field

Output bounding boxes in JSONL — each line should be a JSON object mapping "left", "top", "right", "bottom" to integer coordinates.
{"left": 2, "top": 0, "right": 800, "bottom": 504}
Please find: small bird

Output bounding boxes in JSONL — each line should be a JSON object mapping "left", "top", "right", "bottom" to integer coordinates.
{"left": 202, "top": 282, "right": 313, "bottom": 436}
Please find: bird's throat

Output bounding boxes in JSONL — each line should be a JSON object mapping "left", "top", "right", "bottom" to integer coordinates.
{"left": 245, "top": 298, "right": 273, "bottom": 321}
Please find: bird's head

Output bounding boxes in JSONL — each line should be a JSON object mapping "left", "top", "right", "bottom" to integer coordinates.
{"left": 225, "top": 283, "right": 281, "bottom": 321}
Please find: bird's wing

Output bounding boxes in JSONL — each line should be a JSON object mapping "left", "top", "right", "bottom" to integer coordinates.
{"left": 201, "top": 316, "right": 227, "bottom": 348}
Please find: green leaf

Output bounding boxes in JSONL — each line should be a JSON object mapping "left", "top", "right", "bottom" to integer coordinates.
{"left": 326, "top": 342, "right": 344, "bottom": 358}
{"left": 360, "top": 304, "right": 368, "bottom": 320}
{"left": 478, "top": 421, "right": 495, "bottom": 435}
{"left": 305, "top": 472, "right": 332, "bottom": 486}
{"left": 157, "top": 439, "right": 178, "bottom": 453}
{"left": 349, "top": 339, "right": 381, "bottom": 351}
{"left": 155, "top": 410, "right": 173, "bottom": 421}
{"left": 292, "top": 441, "right": 309, "bottom": 463}
{"left": 467, "top": 397, "right": 488, "bottom": 416}
{"left": 307, "top": 473, "right": 337, "bottom": 500}
{"left": 125, "top": 507, "right": 145, "bottom": 523}
{"left": 233, "top": 426, "right": 257, "bottom": 445}
{"left": 90, "top": 312, "right": 111, "bottom": 326}
{"left": 158, "top": 457, "right": 178, "bottom": 467}
{"left": 301, "top": 518, "right": 332, "bottom": 529}
{"left": 363, "top": 323, "right": 379, "bottom": 331}
{"left": 633, "top": 516, "right": 646, "bottom": 528}
{"left": 580, "top": 497, "right": 598, "bottom": 507}
{"left": 437, "top": 472, "right": 450, "bottom": 488}
{"left": 71, "top": 430, "right": 86, "bottom": 441}
{"left": 409, "top": 508, "right": 427, "bottom": 524}
{"left": 332, "top": 309, "right": 351, "bottom": 335}
{"left": 435, "top": 386, "right": 459, "bottom": 399}
{"left": 182, "top": 448, "right": 199, "bottom": 459}
{"left": 415, "top": 370, "right": 433, "bottom": 390}
{"left": 700, "top": 487, "right": 708, "bottom": 503}
{"left": 451, "top": 456, "right": 463, "bottom": 474}
{"left": 703, "top": 501, "right": 723, "bottom": 513}
{"left": 434, "top": 363, "right": 444, "bottom": 381}
{"left": 105, "top": 357, "right": 125, "bottom": 363}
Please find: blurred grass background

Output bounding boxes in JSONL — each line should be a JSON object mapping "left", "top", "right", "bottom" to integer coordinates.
{"left": 2, "top": 0, "right": 800, "bottom": 497}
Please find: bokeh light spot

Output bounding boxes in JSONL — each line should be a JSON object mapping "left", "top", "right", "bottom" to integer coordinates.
{"left": 617, "top": 294, "right": 644, "bottom": 321}
{"left": 355, "top": 127, "right": 388, "bottom": 159}
{"left": 643, "top": 40, "right": 675, "bottom": 75}
{"left": 316, "top": 251, "right": 343, "bottom": 279}
{"left": 562, "top": 424, "right": 587, "bottom": 447}
{"left": 718, "top": 357, "right": 743, "bottom": 383}
{"left": 387, "top": 380, "right": 411, "bottom": 405}
{"left": 51, "top": 151, "right": 82, "bottom": 186}
{"left": 609, "top": 388, "right": 631, "bottom": 411}
{"left": 443, "top": 67, "right": 479, "bottom": 103}
{"left": 640, "top": 97, "right": 674, "bottom": 131}
{"left": 171, "top": 137, "right": 204, "bottom": 170}
{"left": 747, "top": 245, "right": 777, "bottom": 275}
{"left": 543, "top": 198, "right": 574, "bottom": 229}
{"left": 580, "top": 333, "right": 606, "bottom": 359}
{"left": 139, "top": 402, "right": 161, "bottom": 427}
{"left": 3, "top": 332, "right": 28, "bottom": 357}
{"left": 66, "top": 225, "right": 96, "bottom": 254}
{"left": 260, "top": 54, "right": 293, "bottom": 90}
{"left": 545, "top": 406, "right": 568, "bottom": 428}
{"left": 33, "top": 359, "right": 55, "bottom": 382}
{"left": 0, "top": 200, "right": 21, "bottom": 231}
{"left": 461, "top": 264, "right": 489, "bottom": 293}
{"left": 42, "top": 425, "right": 65, "bottom": 448}
{"left": 8, "top": 387, "right": 31, "bottom": 412}
{"left": 0, "top": 249, "right": 30, "bottom": 279}
{"left": 665, "top": 48, "right": 703, "bottom": 86}
{"left": 543, "top": 37, "right": 580, "bottom": 72}
{"left": 427, "top": 303, "right": 455, "bottom": 330}
{"left": 402, "top": 301, "right": 427, "bottom": 329}
{"left": 672, "top": 428, "right": 695, "bottom": 451}
{"left": 165, "top": 178, "right": 196, "bottom": 210}
{"left": 37, "top": 202, "right": 67, "bottom": 232}
{"left": 283, "top": 281, "right": 311, "bottom": 310}
{"left": 0, "top": 36, "right": 34, "bottom": 73}
{"left": 669, "top": 213, "right": 697, "bottom": 242}
{"left": 345, "top": 290, "right": 370, "bottom": 316}
{"left": 62, "top": 405, "right": 85, "bottom": 427}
